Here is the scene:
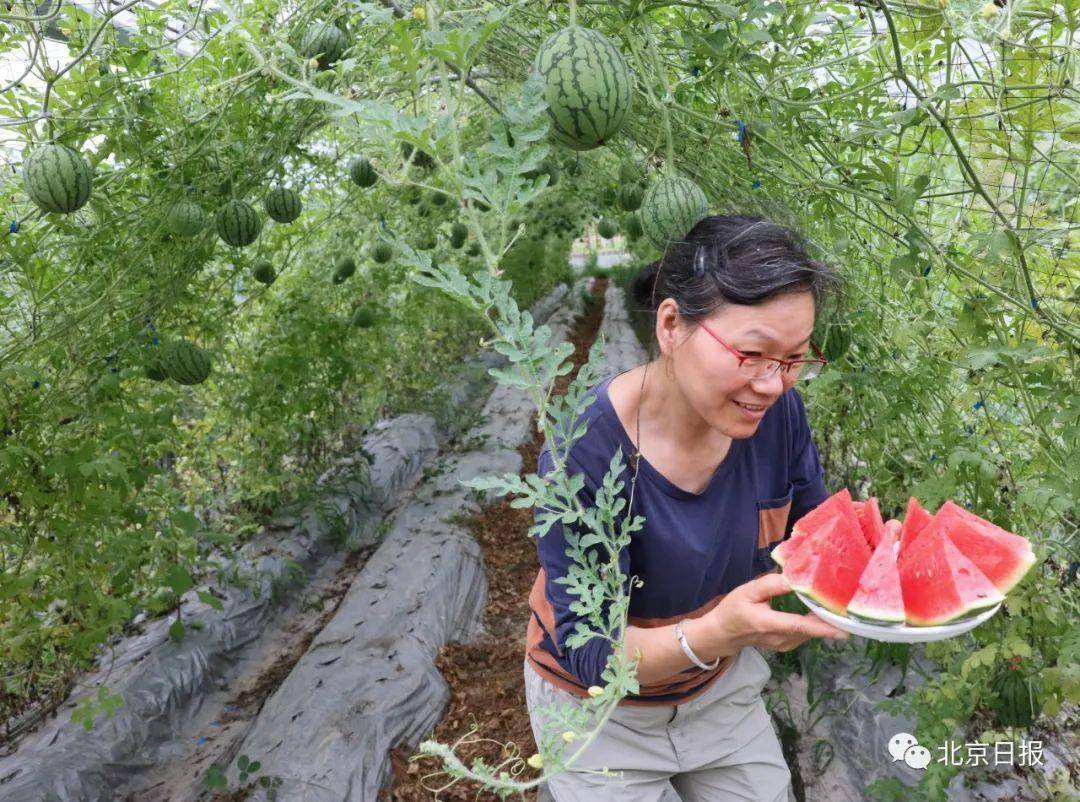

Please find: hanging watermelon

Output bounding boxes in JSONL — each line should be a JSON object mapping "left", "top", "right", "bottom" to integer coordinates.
{"left": 348, "top": 156, "right": 377, "bottom": 188}
{"left": 166, "top": 200, "right": 206, "bottom": 238}
{"left": 252, "top": 260, "right": 276, "bottom": 285}
{"left": 333, "top": 256, "right": 356, "bottom": 283}
{"left": 22, "top": 143, "right": 93, "bottom": 214}
{"left": 216, "top": 200, "right": 262, "bottom": 247}
{"left": 300, "top": 21, "right": 349, "bottom": 70}
{"left": 264, "top": 187, "right": 302, "bottom": 224}
{"left": 371, "top": 241, "right": 393, "bottom": 263}
{"left": 161, "top": 340, "right": 211, "bottom": 385}
{"left": 639, "top": 175, "right": 709, "bottom": 249}
{"left": 533, "top": 26, "right": 634, "bottom": 151}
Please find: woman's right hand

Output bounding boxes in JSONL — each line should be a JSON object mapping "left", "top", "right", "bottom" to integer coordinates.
{"left": 701, "top": 572, "right": 850, "bottom": 656}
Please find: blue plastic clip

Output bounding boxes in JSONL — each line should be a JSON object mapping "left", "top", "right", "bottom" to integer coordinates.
{"left": 9, "top": 220, "right": 19, "bottom": 234}
{"left": 736, "top": 120, "right": 747, "bottom": 142}
{"left": 32, "top": 380, "right": 40, "bottom": 389}
{"left": 752, "top": 179, "right": 761, "bottom": 189}
{"left": 691, "top": 65, "right": 701, "bottom": 77}
{"left": 973, "top": 400, "right": 984, "bottom": 410}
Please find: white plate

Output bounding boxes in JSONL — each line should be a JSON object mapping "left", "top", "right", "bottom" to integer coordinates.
{"left": 795, "top": 592, "right": 1002, "bottom": 643}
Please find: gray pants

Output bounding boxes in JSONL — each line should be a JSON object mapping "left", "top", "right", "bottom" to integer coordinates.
{"left": 523, "top": 647, "right": 792, "bottom": 802}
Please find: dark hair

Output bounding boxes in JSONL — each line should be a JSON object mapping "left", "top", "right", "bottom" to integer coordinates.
{"left": 629, "top": 215, "right": 841, "bottom": 325}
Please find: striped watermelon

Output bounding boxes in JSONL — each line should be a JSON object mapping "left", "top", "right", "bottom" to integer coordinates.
{"left": 216, "top": 200, "right": 262, "bottom": 247}
{"left": 162, "top": 340, "right": 211, "bottom": 385}
{"left": 617, "top": 184, "right": 643, "bottom": 211}
{"left": 333, "top": 256, "right": 356, "bottom": 283}
{"left": 533, "top": 26, "right": 634, "bottom": 151}
{"left": 348, "top": 156, "right": 377, "bottom": 188}
{"left": 166, "top": 200, "right": 206, "bottom": 237}
{"left": 351, "top": 305, "right": 376, "bottom": 328}
{"left": 371, "top": 240, "right": 393, "bottom": 263}
{"left": 300, "top": 21, "right": 349, "bottom": 70}
{"left": 639, "top": 175, "right": 709, "bottom": 249}
{"left": 623, "top": 211, "right": 643, "bottom": 239}
{"left": 264, "top": 187, "right": 301, "bottom": 224}
{"left": 252, "top": 260, "right": 276, "bottom": 285}
{"left": 22, "top": 144, "right": 93, "bottom": 214}
{"left": 449, "top": 222, "right": 468, "bottom": 249}
{"left": 597, "top": 217, "right": 617, "bottom": 239}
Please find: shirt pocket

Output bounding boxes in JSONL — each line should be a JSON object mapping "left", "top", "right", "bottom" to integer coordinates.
{"left": 753, "top": 485, "right": 794, "bottom": 576}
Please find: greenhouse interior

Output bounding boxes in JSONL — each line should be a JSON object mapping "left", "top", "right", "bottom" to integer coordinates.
{"left": 0, "top": 0, "right": 1077, "bottom": 800}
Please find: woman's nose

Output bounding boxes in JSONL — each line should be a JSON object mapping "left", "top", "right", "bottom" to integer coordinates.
{"left": 750, "top": 369, "right": 785, "bottom": 396}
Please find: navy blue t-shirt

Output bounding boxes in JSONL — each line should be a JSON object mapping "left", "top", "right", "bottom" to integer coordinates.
{"left": 525, "top": 370, "right": 829, "bottom": 704}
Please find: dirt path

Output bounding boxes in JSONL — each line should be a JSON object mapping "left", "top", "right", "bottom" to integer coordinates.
{"left": 380, "top": 278, "right": 608, "bottom": 801}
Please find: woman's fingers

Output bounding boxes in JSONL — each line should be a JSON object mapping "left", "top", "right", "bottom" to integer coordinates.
{"left": 741, "top": 571, "right": 793, "bottom": 603}
{"left": 763, "top": 609, "right": 850, "bottom": 640}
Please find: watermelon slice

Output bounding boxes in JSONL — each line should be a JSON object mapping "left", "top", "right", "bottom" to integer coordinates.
{"left": 772, "top": 488, "right": 862, "bottom": 568}
{"left": 854, "top": 497, "right": 886, "bottom": 549}
{"left": 934, "top": 501, "right": 1036, "bottom": 594}
{"left": 898, "top": 518, "right": 1004, "bottom": 626}
{"left": 897, "top": 497, "right": 933, "bottom": 560}
{"left": 782, "top": 513, "right": 872, "bottom": 616}
{"left": 847, "top": 518, "right": 904, "bottom": 623}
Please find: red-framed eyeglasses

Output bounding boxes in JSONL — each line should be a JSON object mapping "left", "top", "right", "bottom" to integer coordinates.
{"left": 697, "top": 320, "right": 828, "bottom": 381}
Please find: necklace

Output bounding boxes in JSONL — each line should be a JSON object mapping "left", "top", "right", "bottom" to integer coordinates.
{"left": 628, "top": 363, "right": 648, "bottom": 507}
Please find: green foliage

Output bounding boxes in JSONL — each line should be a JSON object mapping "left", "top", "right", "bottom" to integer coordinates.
{"left": 0, "top": 2, "right": 1076, "bottom": 800}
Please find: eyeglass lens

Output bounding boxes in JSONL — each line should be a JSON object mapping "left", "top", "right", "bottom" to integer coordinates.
{"left": 739, "top": 359, "right": 820, "bottom": 380}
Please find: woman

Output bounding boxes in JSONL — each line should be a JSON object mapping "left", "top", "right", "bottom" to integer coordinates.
{"left": 523, "top": 215, "right": 852, "bottom": 802}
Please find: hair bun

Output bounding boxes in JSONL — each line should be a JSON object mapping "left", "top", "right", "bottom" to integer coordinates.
{"left": 630, "top": 260, "right": 662, "bottom": 312}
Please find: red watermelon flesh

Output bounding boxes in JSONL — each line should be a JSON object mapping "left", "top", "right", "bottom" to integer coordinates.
{"left": 847, "top": 519, "right": 904, "bottom": 623}
{"left": 898, "top": 518, "right": 1003, "bottom": 626}
{"left": 773, "top": 488, "right": 861, "bottom": 568}
{"left": 783, "top": 513, "right": 872, "bottom": 616}
{"left": 854, "top": 497, "right": 886, "bottom": 549}
{"left": 897, "top": 497, "right": 933, "bottom": 560}
{"left": 934, "top": 501, "right": 1036, "bottom": 594}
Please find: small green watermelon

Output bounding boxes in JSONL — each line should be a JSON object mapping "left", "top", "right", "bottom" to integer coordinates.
{"left": 351, "top": 306, "right": 376, "bottom": 328}
{"left": 449, "top": 222, "right": 468, "bottom": 249}
{"left": 216, "top": 200, "right": 262, "bottom": 247}
{"left": 639, "top": 175, "right": 709, "bottom": 249}
{"left": 300, "top": 21, "right": 349, "bottom": 70}
{"left": 22, "top": 143, "right": 94, "bottom": 214}
{"left": 333, "top": 255, "right": 356, "bottom": 283}
{"left": 617, "top": 184, "right": 643, "bottom": 212}
{"left": 162, "top": 340, "right": 211, "bottom": 385}
{"left": 166, "top": 200, "right": 206, "bottom": 237}
{"left": 264, "top": 187, "right": 302, "bottom": 224}
{"left": 252, "top": 260, "right": 276, "bottom": 285}
{"left": 371, "top": 241, "right": 393, "bottom": 263}
{"left": 597, "top": 217, "right": 617, "bottom": 239}
{"left": 348, "top": 156, "right": 377, "bottom": 188}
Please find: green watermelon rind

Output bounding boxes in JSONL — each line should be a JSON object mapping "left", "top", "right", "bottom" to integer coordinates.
{"left": 533, "top": 26, "right": 634, "bottom": 151}
{"left": 23, "top": 144, "right": 93, "bottom": 214}
{"left": 348, "top": 156, "right": 377, "bottom": 188}
{"left": 300, "top": 22, "right": 349, "bottom": 70}
{"left": 166, "top": 200, "right": 206, "bottom": 237}
{"left": 252, "top": 260, "right": 275, "bottom": 285}
{"left": 162, "top": 340, "right": 211, "bottom": 385}
{"left": 216, "top": 200, "right": 262, "bottom": 247}
{"left": 264, "top": 187, "right": 302, "bottom": 224}
{"left": 639, "top": 176, "right": 709, "bottom": 250}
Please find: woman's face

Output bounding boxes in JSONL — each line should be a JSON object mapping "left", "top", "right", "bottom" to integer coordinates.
{"left": 659, "top": 291, "right": 817, "bottom": 439}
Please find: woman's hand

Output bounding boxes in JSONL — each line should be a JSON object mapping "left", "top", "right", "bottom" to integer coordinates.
{"left": 698, "top": 572, "right": 850, "bottom": 657}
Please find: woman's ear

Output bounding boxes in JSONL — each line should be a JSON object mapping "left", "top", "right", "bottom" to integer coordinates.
{"left": 654, "top": 298, "right": 683, "bottom": 357}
